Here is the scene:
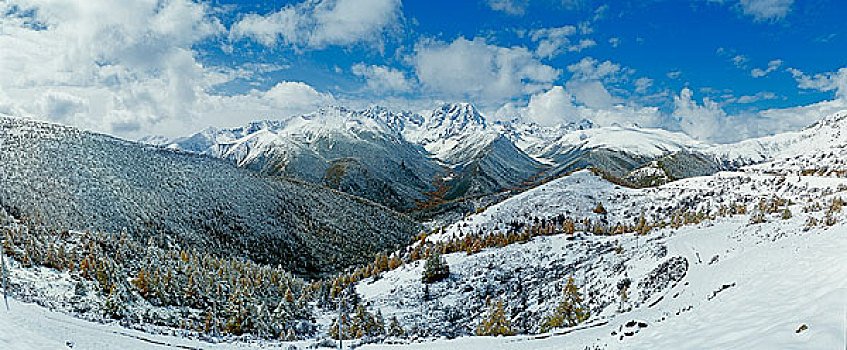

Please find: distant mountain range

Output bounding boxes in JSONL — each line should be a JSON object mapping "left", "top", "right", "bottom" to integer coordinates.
{"left": 149, "top": 102, "right": 822, "bottom": 213}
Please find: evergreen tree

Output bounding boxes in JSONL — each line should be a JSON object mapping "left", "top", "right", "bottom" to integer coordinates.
{"left": 422, "top": 251, "right": 450, "bottom": 284}
{"left": 593, "top": 203, "right": 607, "bottom": 215}
{"left": 541, "top": 277, "right": 589, "bottom": 331}
{"left": 387, "top": 316, "right": 405, "bottom": 337}
{"left": 476, "top": 298, "right": 515, "bottom": 336}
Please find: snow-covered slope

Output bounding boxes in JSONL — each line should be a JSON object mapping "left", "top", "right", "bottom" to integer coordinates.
{"left": 359, "top": 217, "right": 847, "bottom": 349}
{"left": 346, "top": 154, "right": 847, "bottom": 348}
{"left": 529, "top": 125, "right": 704, "bottom": 160}
{"left": 0, "top": 115, "right": 419, "bottom": 275}
{"left": 704, "top": 110, "right": 847, "bottom": 167}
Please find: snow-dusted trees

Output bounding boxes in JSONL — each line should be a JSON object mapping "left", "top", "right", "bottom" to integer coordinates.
{"left": 0, "top": 217, "right": 315, "bottom": 340}
{"left": 330, "top": 305, "right": 384, "bottom": 340}
{"left": 541, "top": 277, "right": 589, "bottom": 332}
{"left": 593, "top": 202, "right": 607, "bottom": 215}
{"left": 476, "top": 298, "right": 515, "bottom": 336}
{"left": 422, "top": 251, "right": 450, "bottom": 284}
{"left": 387, "top": 316, "right": 405, "bottom": 337}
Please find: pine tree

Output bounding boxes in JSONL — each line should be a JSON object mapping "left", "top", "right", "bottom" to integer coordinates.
{"left": 541, "top": 277, "right": 589, "bottom": 332}
{"left": 781, "top": 208, "right": 792, "bottom": 220}
{"left": 422, "top": 251, "right": 450, "bottom": 284}
{"left": 387, "top": 316, "right": 405, "bottom": 337}
{"left": 593, "top": 203, "right": 607, "bottom": 215}
{"left": 476, "top": 298, "right": 515, "bottom": 336}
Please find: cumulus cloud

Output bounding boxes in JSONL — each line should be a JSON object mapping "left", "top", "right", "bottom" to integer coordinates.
{"left": 788, "top": 67, "right": 847, "bottom": 101}
{"left": 414, "top": 37, "right": 559, "bottom": 103}
{"left": 522, "top": 86, "right": 578, "bottom": 126}
{"left": 0, "top": 0, "right": 230, "bottom": 136}
{"left": 566, "top": 80, "right": 615, "bottom": 109}
{"left": 486, "top": 0, "right": 529, "bottom": 16}
{"left": 634, "top": 77, "right": 653, "bottom": 93}
{"left": 0, "top": 0, "right": 345, "bottom": 138}
{"left": 531, "top": 26, "right": 576, "bottom": 58}
{"left": 751, "top": 59, "right": 783, "bottom": 77}
{"left": 503, "top": 85, "right": 663, "bottom": 129}
{"left": 738, "top": 0, "right": 794, "bottom": 21}
{"left": 352, "top": 63, "right": 414, "bottom": 93}
{"left": 567, "top": 57, "right": 625, "bottom": 81}
{"left": 530, "top": 26, "right": 595, "bottom": 58}
{"left": 38, "top": 91, "right": 89, "bottom": 123}
{"left": 230, "top": 0, "right": 402, "bottom": 49}
{"left": 187, "top": 81, "right": 336, "bottom": 131}
{"left": 673, "top": 88, "right": 727, "bottom": 141}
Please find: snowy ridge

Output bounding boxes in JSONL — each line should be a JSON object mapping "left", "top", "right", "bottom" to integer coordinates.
{"left": 704, "top": 110, "right": 847, "bottom": 167}
{"left": 531, "top": 125, "right": 704, "bottom": 160}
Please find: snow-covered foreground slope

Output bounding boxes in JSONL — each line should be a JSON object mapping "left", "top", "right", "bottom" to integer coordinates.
{"left": 359, "top": 219, "right": 847, "bottom": 349}
{"left": 0, "top": 297, "right": 319, "bottom": 350}
{"left": 4, "top": 207, "right": 844, "bottom": 349}
{"left": 345, "top": 168, "right": 847, "bottom": 349}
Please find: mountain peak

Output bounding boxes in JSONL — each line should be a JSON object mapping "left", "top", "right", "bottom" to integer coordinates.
{"left": 431, "top": 102, "right": 486, "bottom": 128}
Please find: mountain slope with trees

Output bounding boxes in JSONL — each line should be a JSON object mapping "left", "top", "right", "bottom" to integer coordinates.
{"left": 0, "top": 115, "right": 420, "bottom": 276}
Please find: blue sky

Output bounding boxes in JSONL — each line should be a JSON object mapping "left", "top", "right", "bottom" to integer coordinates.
{"left": 1, "top": 0, "right": 846, "bottom": 142}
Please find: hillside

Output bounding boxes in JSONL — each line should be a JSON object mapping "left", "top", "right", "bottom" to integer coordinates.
{"left": 345, "top": 164, "right": 847, "bottom": 348}
{"left": 0, "top": 115, "right": 420, "bottom": 276}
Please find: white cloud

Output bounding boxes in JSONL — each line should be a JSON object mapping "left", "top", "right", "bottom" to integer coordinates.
{"left": 673, "top": 88, "right": 727, "bottom": 141}
{"left": 571, "top": 39, "right": 597, "bottom": 52}
{"left": 734, "top": 91, "right": 778, "bottom": 104}
{"left": 523, "top": 86, "right": 578, "bottom": 126}
{"left": 608, "top": 37, "right": 621, "bottom": 48}
{"left": 567, "top": 57, "right": 626, "bottom": 81}
{"left": 38, "top": 91, "right": 89, "bottom": 123}
{"left": 670, "top": 88, "right": 793, "bottom": 143}
{"left": 566, "top": 80, "right": 615, "bottom": 109}
{"left": 230, "top": 0, "right": 402, "bottom": 49}
{"left": 0, "top": 0, "right": 344, "bottom": 138}
{"left": 530, "top": 26, "right": 595, "bottom": 59}
{"left": 352, "top": 63, "right": 414, "bottom": 93}
{"left": 751, "top": 59, "right": 783, "bottom": 77}
{"left": 414, "top": 37, "right": 560, "bottom": 103}
{"left": 486, "top": 0, "right": 528, "bottom": 16}
{"left": 188, "top": 81, "right": 336, "bottom": 132}
{"left": 789, "top": 67, "right": 847, "bottom": 101}
{"left": 634, "top": 77, "right": 653, "bottom": 93}
{"left": 732, "top": 55, "right": 748, "bottom": 68}
{"left": 738, "top": 0, "right": 794, "bottom": 21}
{"left": 0, "top": 0, "right": 228, "bottom": 136}
{"left": 504, "top": 85, "right": 663, "bottom": 128}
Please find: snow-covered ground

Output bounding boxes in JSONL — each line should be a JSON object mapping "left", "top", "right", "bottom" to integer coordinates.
{"left": 361, "top": 218, "right": 847, "bottom": 349}
{"left": 5, "top": 216, "right": 844, "bottom": 349}
{"left": 0, "top": 297, "right": 311, "bottom": 350}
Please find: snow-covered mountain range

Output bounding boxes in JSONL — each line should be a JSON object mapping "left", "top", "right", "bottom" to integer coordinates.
{"left": 151, "top": 102, "right": 833, "bottom": 214}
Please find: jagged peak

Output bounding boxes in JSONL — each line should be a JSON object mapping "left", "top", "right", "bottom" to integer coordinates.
{"left": 421, "top": 102, "right": 488, "bottom": 137}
